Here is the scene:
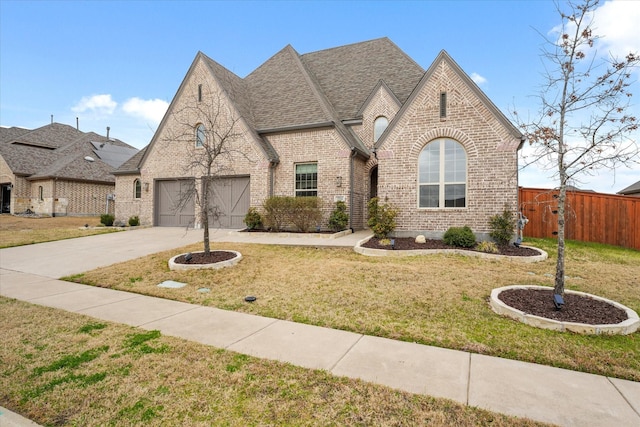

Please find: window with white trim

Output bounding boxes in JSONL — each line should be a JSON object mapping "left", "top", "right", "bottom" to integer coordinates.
{"left": 195, "top": 124, "right": 205, "bottom": 147}
{"left": 134, "top": 179, "right": 141, "bottom": 199}
{"left": 295, "top": 163, "right": 317, "bottom": 197}
{"left": 373, "top": 116, "right": 389, "bottom": 142}
{"left": 418, "top": 139, "right": 466, "bottom": 208}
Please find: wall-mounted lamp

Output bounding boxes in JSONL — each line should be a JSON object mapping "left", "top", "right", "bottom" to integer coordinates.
{"left": 336, "top": 176, "right": 342, "bottom": 187}
{"left": 144, "top": 182, "right": 149, "bottom": 192}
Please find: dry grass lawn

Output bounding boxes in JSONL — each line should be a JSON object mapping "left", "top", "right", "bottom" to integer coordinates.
{"left": 0, "top": 298, "right": 549, "bottom": 426}
{"left": 66, "top": 238, "right": 640, "bottom": 382}
{"left": 0, "top": 214, "right": 119, "bottom": 248}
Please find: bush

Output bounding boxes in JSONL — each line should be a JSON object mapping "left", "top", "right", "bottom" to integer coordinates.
{"left": 128, "top": 216, "right": 140, "bottom": 227}
{"left": 328, "top": 201, "right": 349, "bottom": 232}
{"left": 489, "top": 206, "right": 516, "bottom": 246}
{"left": 443, "top": 226, "right": 476, "bottom": 248}
{"left": 262, "top": 196, "right": 322, "bottom": 232}
{"left": 243, "top": 207, "right": 262, "bottom": 230}
{"left": 100, "top": 214, "right": 115, "bottom": 226}
{"left": 477, "top": 241, "right": 499, "bottom": 254}
{"left": 290, "top": 197, "right": 323, "bottom": 232}
{"left": 262, "top": 196, "right": 294, "bottom": 232}
{"left": 367, "top": 197, "right": 398, "bottom": 239}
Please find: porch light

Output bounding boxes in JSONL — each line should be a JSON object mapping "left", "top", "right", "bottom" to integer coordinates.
{"left": 144, "top": 182, "right": 149, "bottom": 192}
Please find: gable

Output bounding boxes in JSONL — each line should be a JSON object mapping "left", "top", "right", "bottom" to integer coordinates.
{"left": 376, "top": 50, "right": 522, "bottom": 152}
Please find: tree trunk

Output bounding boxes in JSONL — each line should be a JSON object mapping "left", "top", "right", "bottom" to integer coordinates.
{"left": 201, "top": 177, "right": 210, "bottom": 255}
{"left": 554, "top": 179, "right": 566, "bottom": 296}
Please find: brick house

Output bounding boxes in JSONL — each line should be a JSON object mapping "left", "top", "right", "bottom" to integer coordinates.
{"left": 0, "top": 122, "right": 137, "bottom": 216}
{"left": 114, "top": 38, "right": 523, "bottom": 238}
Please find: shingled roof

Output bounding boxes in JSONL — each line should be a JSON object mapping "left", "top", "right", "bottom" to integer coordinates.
{"left": 0, "top": 123, "right": 138, "bottom": 183}
{"left": 618, "top": 180, "right": 640, "bottom": 196}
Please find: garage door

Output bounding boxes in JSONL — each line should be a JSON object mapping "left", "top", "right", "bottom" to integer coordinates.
{"left": 155, "top": 179, "right": 195, "bottom": 227}
{"left": 208, "top": 176, "right": 250, "bottom": 228}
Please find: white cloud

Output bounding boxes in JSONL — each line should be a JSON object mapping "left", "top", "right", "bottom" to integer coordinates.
{"left": 549, "top": 1, "right": 639, "bottom": 60}
{"left": 122, "top": 97, "right": 169, "bottom": 124}
{"left": 71, "top": 94, "right": 117, "bottom": 115}
{"left": 593, "top": 0, "right": 640, "bottom": 58}
{"left": 470, "top": 72, "right": 487, "bottom": 86}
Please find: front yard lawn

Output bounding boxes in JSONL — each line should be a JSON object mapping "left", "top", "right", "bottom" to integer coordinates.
{"left": 64, "top": 238, "right": 640, "bottom": 381}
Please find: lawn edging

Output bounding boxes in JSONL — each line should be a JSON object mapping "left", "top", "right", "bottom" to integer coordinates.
{"left": 168, "top": 250, "right": 243, "bottom": 271}
{"left": 354, "top": 235, "right": 548, "bottom": 263}
{"left": 490, "top": 285, "right": 640, "bottom": 335}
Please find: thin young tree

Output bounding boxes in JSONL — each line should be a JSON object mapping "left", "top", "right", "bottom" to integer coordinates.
{"left": 166, "top": 82, "right": 246, "bottom": 255}
{"left": 518, "top": 0, "right": 639, "bottom": 296}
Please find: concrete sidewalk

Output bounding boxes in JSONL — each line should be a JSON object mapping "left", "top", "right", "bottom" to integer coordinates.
{"left": 1, "top": 227, "right": 639, "bottom": 426}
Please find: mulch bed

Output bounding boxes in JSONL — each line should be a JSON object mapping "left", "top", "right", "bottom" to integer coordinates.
{"left": 498, "top": 288, "right": 628, "bottom": 324}
{"left": 361, "top": 237, "right": 541, "bottom": 257}
{"left": 174, "top": 251, "right": 237, "bottom": 265}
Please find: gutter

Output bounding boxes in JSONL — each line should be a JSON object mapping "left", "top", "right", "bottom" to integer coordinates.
{"left": 256, "top": 121, "right": 334, "bottom": 134}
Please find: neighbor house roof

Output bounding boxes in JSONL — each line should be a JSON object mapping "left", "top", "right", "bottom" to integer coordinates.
{"left": 617, "top": 180, "right": 640, "bottom": 195}
{"left": 0, "top": 123, "right": 138, "bottom": 183}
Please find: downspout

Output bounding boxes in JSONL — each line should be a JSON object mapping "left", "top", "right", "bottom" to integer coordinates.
{"left": 349, "top": 147, "right": 356, "bottom": 232}
{"left": 269, "top": 160, "right": 276, "bottom": 197}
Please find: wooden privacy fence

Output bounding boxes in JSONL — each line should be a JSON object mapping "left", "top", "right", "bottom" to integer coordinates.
{"left": 518, "top": 187, "right": 640, "bottom": 250}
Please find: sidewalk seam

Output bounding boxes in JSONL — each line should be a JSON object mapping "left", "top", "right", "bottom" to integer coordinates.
{"left": 222, "top": 317, "right": 280, "bottom": 349}
{"left": 328, "top": 334, "right": 364, "bottom": 372}
{"left": 608, "top": 377, "right": 640, "bottom": 419}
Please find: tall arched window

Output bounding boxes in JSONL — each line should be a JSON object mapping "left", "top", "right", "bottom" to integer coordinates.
{"left": 134, "top": 179, "right": 141, "bottom": 199}
{"left": 38, "top": 186, "right": 44, "bottom": 201}
{"left": 195, "top": 124, "right": 205, "bottom": 147}
{"left": 373, "top": 116, "right": 389, "bottom": 142}
{"left": 418, "top": 139, "right": 466, "bottom": 208}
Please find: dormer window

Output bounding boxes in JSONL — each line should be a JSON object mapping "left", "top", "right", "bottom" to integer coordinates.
{"left": 373, "top": 116, "right": 389, "bottom": 142}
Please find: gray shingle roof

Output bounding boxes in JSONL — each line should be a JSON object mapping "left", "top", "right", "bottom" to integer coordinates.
{"left": 618, "top": 180, "right": 640, "bottom": 195}
{"left": 300, "top": 38, "right": 424, "bottom": 120}
{"left": 0, "top": 123, "right": 138, "bottom": 183}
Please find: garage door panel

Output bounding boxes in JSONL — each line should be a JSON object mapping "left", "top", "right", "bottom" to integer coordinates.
{"left": 208, "top": 177, "right": 250, "bottom": 229}
{"left": 156, "top": 180, "right": 195, "bottom": 227}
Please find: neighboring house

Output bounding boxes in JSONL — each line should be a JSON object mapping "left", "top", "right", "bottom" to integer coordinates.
{"left": 617, "top": 180, "right": 640, "bottom": 197}
{"left": 115, "top": 37, "right": 523, "bottom": 238}
{"left": 0, "top": 122, "right": 138, "bottom": 216}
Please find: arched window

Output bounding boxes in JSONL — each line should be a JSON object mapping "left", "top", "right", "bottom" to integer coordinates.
{"left": 38, "top": 186, "right": 44, "bottom": 201}
{"left": 373, "top": 116, "right": 389, "bottom": 142}
{"left": 134, "top": 179, "right": 141, "bottom": 199}
{"left": 195, "top": 124, "right": 205, "bottom": 147}
{"left": 418, "top": 139, "right": 466, "bottom": 208}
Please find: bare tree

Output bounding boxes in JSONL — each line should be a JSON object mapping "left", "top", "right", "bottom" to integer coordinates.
{"left": 165, "top": 82, "right": 246, "bottom": 255}
{"left": 517, "top": 0, "right": 639, "bottom": 296}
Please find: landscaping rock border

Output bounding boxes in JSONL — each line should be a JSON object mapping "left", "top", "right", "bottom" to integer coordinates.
{"left": 354, "top": 236, "right": 548, "bottom": 263}
{"left": 168, "top": 250, "right": 242, "bottom": 271}
{"left": 490, "top": 285, "right": 640, "bottom": 335}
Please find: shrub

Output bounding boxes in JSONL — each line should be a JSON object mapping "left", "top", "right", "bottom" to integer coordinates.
{"left": 100, "top": 214, "right": 115, "bottom": 226}
{"left": 328, "top": 201, "right": 349, "bottom": 232}
{"left": 290, "top": 197, "right": 322, "bottom": 232}
{"left": 477, "top": 241, "right": 499, "bottom": 254}
{"left": 443, "top": 226, "right": 476, "bottom": 248}
{"left": 489, "top": 206, "right": 516, "bottom": 246}
{"left": 128, "top": 216, "right": 140, "bottom": 227}
{"left": 262, "top": 196, "right": 294, "bottom": 232}
{"left": 367, "top": 197, "right": 398, "bottom": 239}
{"left": 243, "top": 207, "right": 262, "bottom": 230}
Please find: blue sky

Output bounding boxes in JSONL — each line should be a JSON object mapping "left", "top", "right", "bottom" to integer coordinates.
{"left": 1, "top": 0, "right": 638, "bottom": 193}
